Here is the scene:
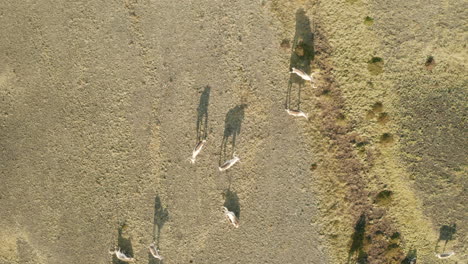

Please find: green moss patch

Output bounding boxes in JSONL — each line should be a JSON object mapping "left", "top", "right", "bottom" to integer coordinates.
{"left": 364, "top": 16, "right": 374, "bottom": 26}
{"left": 310, "top": 163, "right": 318, "bottom": 171}
{"left": 280, "top": 39, "right": 290, "bottom": 49}
{"left": 374, "top": 190, "right": 394, "bottom": 205}
{"left": 425, "top": 56, "right": 435, "bottom": 70}
{"left": 385, "top": 243, "right": 401, "bottom": 259}
{"left": 368, "top": 57, "right": 384, "bottom": 75}
{"left": 377, "top": 112, "right": 390, "bottom": 124}
{"left": 371, "top": 102, "right": 384, "bottom": 113}
{"left": 380, "top": 133, "right": 394, "bottom": 144}
{"left": 390, "top": 232, "right": 401, "bottom": 240}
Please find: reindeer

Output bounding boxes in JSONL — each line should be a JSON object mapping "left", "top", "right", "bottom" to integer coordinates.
{"left": 223, "top": 207, "right": 239, "bottom": 228}
{"left": 109, "top": 247, "right": 135, "bottom": 263}
{"left": 219, "top": 154, "right": 240, "bottom": 172}
{"left": 190, "top": 139, "right": 206, "bottom": 164}
{"left": 285, "top": 109, "right": 308, "bottom": 119}
{"left": 149, "top": 242, "right": 163, "bottom": 260}
{"left": 435, "top": 251, "right": 455, "bottom": 259}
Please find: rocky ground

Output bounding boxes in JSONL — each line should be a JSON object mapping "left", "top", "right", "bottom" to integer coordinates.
{"left": 0, "top": 0, "right": 466, "bottom": 263}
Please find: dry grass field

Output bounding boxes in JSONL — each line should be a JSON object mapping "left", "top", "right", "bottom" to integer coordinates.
{"left": 1, "top": 0, "right": 466, "bottom": 263}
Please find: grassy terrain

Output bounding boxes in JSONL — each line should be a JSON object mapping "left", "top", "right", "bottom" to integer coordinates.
{"left": 0, "top": 0, "right": 465, "bottom": 263}
{"left": 271, "top": 0, "right": 466, "bottom": 263}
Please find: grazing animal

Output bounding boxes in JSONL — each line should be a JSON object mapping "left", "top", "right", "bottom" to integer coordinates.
{"left": 291, "top": 67, "right": 313, "bottom": 82}
{"left": 109, "top": 247, "right": 135, "bottom": 262}
{"left": 219, "top": 155, "right": 240, "bottom": 171}
{"left": 285, "top": 109, "right": 308, "bottom": 119}
{"left": 223, "top": 207, "right": 239, "bottom": 228}
{"left": 435, "top": 251, "right": 455, "bottom": 259}
{"left": 149, "top": 242, "right": 163, "bottom": 260}
{"left": 291, "top": 67, "right": 317, "bottom": 88}
{"left": 190, "top": 139, "right": 206, "bottom": 164}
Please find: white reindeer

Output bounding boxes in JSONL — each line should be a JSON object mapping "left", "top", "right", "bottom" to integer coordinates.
{"left": 291, "top": 67, "right": 317, "bottom": 88}
{"left": 223, "top": 207, "right": 239, "bottom": 228}
{"left": 285, "top": 109, "right": 308, "bottom": 119}
{"left": 190, "top": 139, "right": 206, "bottom": 164}
{"left": 149, "top": 242, "right": 163, "bottom": 260}
{"left": 219, "top": 154, "right": 240, "bottom": 172}
{"left": 435, "top": 251, "right": 455, "bottom": 259}
{"left": 109, "top": 247, "right": 135, "bottom": 263}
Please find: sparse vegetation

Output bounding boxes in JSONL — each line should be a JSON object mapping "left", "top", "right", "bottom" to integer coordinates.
{"left": 356, "top": 141, "right": 369, "bottom": 148}
{"left": 295, "top": 45, "right": 304, "bottom": 56}
{"left": 364, "top": 16, "right": 374, "bottom": 26}
{"left": 401, "top": 249, "right": 417, "bottom": 264}
{"left": 280, "top": 39, "right": 290, "bottom": 49}
{"left": 384, "top": 243, "right": 401, "bottom": 259}
{"left": 368, "top": 57, "right": 384, "bottom": 75}
{"left": 380, "top": 133, "right": 394, "bottom": 144}
{"left": 310, "top": 163, "right": 318, "bottom": 170}
{"left": 366, "top": 110, "right": 375, "bottom": 120}
{"left": 375, "top": 190, "right": 394, "bottom": 205}
{"left": 321, "top": 88, "right": 331, "bottom": 96}
{"left": 370, "top": 57, "right": 383, "bottom": 64}
{"left": 371, "top": 102, "right": 384, "bottom": 113}
{"left": 390, "top": 232, "right": 400, "bottom": 240}
{"left": 425, "top": 56, "right": 434, "bottom": 65}
{"left": 2, "top": 1, "right": 464, "bottom": 264}
{"left": 377, "top": 112, "right": 390, "bottom": 124}
{"left": 425, "top": 55, "right": 435, "bottom": 70}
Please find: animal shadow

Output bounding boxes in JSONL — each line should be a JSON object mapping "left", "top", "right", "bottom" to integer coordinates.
{"left": 153, "top": 196, "right": 169, "bottom": 245}
{"left": 401, "top": 249, "right": 417, "bottom": 264}
{"left": 196, "top": 86, "right": 211, "bottom": 142}
{"left": 220, "top": 104, "right": 246, "bottom": 164}
{"left": 286, "top": 8, "right": 315, "bottom": 111}
{"left": 223, "top": 189, "right": 240, "bottom": 219}
{"left": 112, "top": 223, "right": 134, "bottom": 264}
{"left": 437, "top": 224, "right": 456, "bottom": 251}
{"left": 347, "top": 214, "right": 368, "bottom": 264}
{"left": 147, "top": 196, "right": 168, "bottom": 264}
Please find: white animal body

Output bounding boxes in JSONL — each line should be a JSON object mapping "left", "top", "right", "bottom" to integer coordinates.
{"left": 190, "top": 139, "right": 206, "bottom": 164}
{"left": 291, "top": 67, "right": 313, "bottom": 82}
{"left": 149, "top": 242, "right": 163, "bottom": 260}
{"left": 223, "top": 207, "right": 239, "bottom": 228}
{"left": 219, "top": 155, "right": 240, "bottom": 171}
{"left": 286, "top": 109, "right": 308, "bottom": 119}
{"left": 109, "top": 247, "right": 135, "bottom": 262}
{"left": 435, "top": 251, "right": 455, "bottom": 259}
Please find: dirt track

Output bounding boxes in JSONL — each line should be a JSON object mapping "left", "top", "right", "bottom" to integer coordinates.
{"left": 1, "top": 0, "right": 466, "bottom": 263}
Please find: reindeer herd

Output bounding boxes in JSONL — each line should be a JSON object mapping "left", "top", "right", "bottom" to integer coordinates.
{"left": 108, "top": 59, "right": 458, "bottom": 263}
{"left": 108, "top": 67, "right": 316, "bottom": 263}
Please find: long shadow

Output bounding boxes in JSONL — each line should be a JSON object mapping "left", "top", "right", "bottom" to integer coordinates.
{"left": 347, "top": 214, "right": 368, "bottom": 264}
{"left": 220, "top": 104, "right": 246, "bottom": 164}
{"left": 196, "top": 86, "right": 211, "bottom": 142}
{"left": 286, "top": 8, "right": 315, "bottom": 111}
{"left": 148, "top": 196, "right": 168, "bottom": 264}
{"left": 401, "top": 249, "right": 417, "bottom": 264}
{"left": 437, "top": 224, "right": 456, "bottom": 251}
{"left": 223, "top": 189, "right": 240, "bottom": 219}
{"left": 153, "top": 196, "right": 169, "bottom": 245}
{"left": 113, "top": 223, "right": 134, "bottom": 264}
